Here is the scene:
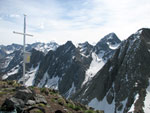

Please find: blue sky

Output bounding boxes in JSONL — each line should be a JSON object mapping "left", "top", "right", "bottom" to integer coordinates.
{"left": 0, "top": 0, "right": 150, "bottom": 45}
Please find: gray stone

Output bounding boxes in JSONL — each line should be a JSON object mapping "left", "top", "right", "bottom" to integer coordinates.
{"left": 9, "top": 97, "right": 25, "bottom": 107}
{"left": 26, "top": 100, "right": 36, "bottom": 106}
{"left": 14, "top": 88, "right": 34, "bottom": 102}
{"left": 34, "top": 94, "right": 47, "bottom": 104}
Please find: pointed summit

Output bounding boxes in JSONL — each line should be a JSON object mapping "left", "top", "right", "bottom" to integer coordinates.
{"left": 78, "top": 41, "right": 93, "bottom": 57}
{"left": 94, "top": 33, "right": 121, "bottom": 52}
{"left": 97, "top": 32, "right": 120, "bottom": 44}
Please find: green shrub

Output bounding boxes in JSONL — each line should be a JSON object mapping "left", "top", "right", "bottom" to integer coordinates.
{"left": 40, "top": 88, "right": 49, "bottom": 95}
{"left": 67, "top": 103, "right": 75, "bottom": 109}
{"left": 0, "top": 91, "right": 7, "bottom": 96}
{"left": 73, "top": 105, "right": 82, "bottom": 111}
{"left": 34, "top": 109, "right": 43, "bottom": 113}
{"left": 7, "top": 80, "right": 15, "bottom": 85}
{"left": 28, "top": 86, "right": 35, "bottom": 89}
{"left": 57, "top": 98, "right": 66, "bottom": 106}
{"left": 51, "top": 98, "right": 56, "bottom": 103}
{"left": 85, "top": 110, "right": 96, "bottom": 113}
{"left": 38, "top": 103, "right": 46, "bottom": 107}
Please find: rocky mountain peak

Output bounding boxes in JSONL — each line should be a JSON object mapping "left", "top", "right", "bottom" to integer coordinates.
{"left": 78, "top": 41, "right": 90, "bottom": 47}
{"left": 94, "top": 33, "right": 121, "bottom": 54}
{"left": 78, "top": 41, "right": 93, "bottom": 57}
{"left": 73, "top": 28, "right": 150, "bottom": 113}
{"left": 58, "top": 41, "right": 76, "bottom": 55}
{"left": 140, "top": 28, "right": 150, "bottom": 50}
{"left": 0, "top": 43, "right": 22, "bottom": 56}
{"left": 26, "top": 42, "right": 59, "bottom": 54}
{"left": 64, "top": 41, "right": 75, "bottom": 47}
{"left": 97, "top": 32, "right": 121, "bottom": 45}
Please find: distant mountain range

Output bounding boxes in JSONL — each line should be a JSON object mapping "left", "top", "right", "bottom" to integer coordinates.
{"left": 0, "top": 28, "right": 150, "bottom": 113}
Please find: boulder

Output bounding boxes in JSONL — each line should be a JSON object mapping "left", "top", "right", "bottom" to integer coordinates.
{"left": 34, "top": 94, "right": 47, "bottom": 104}
{"left": 14, "top": 88, "right": 34, "bottom": 102}
{"left": 1, "top": 97, "right": 24, "bottom": 112}
{"left": 0, "top": 86, "right": 47, "bottom": 113}
{"left": 26, "top": 100, "right": 36, "bottom": 106}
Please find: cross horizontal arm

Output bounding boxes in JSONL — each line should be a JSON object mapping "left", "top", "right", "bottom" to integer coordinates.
{"left": 13, "top": 31, "right": 33, "bottom": 37}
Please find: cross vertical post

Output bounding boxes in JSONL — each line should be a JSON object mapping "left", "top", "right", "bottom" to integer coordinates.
{"left": 23, "top": 14, "right": 26, "bottom": 86}
{"left": 13, "top": 15, "right": 33, "bottom": 86}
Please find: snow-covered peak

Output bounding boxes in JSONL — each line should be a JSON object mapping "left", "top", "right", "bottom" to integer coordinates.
{"left": 95, "top": 32, "right": 121, "bottom": 52}
{"left": 28, "top": 42, "right": 59, "bottom": 54}
{"left": 0, "top": 44, "right": 22, "bottom": 55}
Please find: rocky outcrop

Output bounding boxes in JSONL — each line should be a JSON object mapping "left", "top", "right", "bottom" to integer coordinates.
{"left": 0, "top": 86, "right": 47, "bottom": 113}
{"left": 0, "top": 80, "right": 104, "bottom": 113}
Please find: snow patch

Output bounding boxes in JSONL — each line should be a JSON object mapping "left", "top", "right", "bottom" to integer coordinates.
{"left": 33, "top": 42, "right": 59, "bottom": 54}
{"left": 1, "top": 55, "right": 14, "bottom": 69}
{"left": 66, "top": 82, "right": 76, "bottom": 99}
{"left": 5, "top": 50, "right": 14, "bottom": 54}
{"left": 25, "top": 64, "right": 40, "bottom": 86}
{"left": 116, "top": 98, "right": 128, "bottom": 113}
{"left": 128, "top": 94, "right": 139, "bottom": 112}
{"left": 2, "top": 65, "right": 19, "bottom": 79}
{"left": 109, "top": 66, "right": 113, "bottom": 72}
{"left": 38, "top": 71, "right": 60, "bottom": 90}
{"left": 88, "top": 97, "right": 115, "bottom": 113}
{"left": 45, "top": 76, "right": 60, "bottom": 90}
{"left": 143, "top": 79, "right": 150, "bottom": 113}
{"left": 38, "top": 72, "right": 49, "bottom": 88}
{"left": 89, "top": 97, "right": 128, "bottom": 113}
{"left": 107, "top": 42, "right": 120, "bottom": 50}
{"left": 82, "top": 52, "right": 105, "bottom": 85}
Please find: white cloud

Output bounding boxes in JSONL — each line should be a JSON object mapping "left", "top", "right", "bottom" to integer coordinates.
{"left": 0, "top": 0, "right": 150, "bottom": 45}
{"left": 9, "top": 14, "right": 20, "bottom": 18}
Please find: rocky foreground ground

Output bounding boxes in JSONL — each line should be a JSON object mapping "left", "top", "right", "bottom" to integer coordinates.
{"left": 0, "top": 80, "right": 104, "bottom": 113}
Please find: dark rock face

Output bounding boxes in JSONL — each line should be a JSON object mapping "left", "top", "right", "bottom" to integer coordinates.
{"left": 33, "top": 34, "right": 120, "bottom": 98}
{"left": 26, "top": 49, "right": 44, "bottom": 70}
{"left": 73, "top": 28, "right": 150, "bottom": 113}
{"left": 34, "top": 41, "right": 92, "bottom": 97}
